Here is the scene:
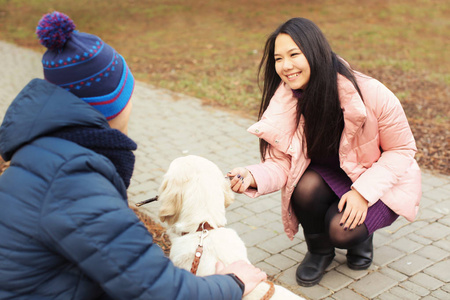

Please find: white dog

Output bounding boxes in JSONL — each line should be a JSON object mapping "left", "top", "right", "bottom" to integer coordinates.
{"left": 158, "top": 155, "right": 304, "bottom": 300}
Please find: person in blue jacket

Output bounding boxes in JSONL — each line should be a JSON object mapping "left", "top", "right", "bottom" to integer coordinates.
{"left": 0, "top": 12, "right": 266, "bottom": 299}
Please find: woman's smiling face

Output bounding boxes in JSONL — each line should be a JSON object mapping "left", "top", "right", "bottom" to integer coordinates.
{"left": 274, "top": 33, "right": 311, "bottom": 90}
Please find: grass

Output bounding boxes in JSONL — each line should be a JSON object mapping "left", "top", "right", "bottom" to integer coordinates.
{"left": 0, "top": 0, "right": 449, "bottom": 173}
{"left": 1, "top": 0, "right": 447, "bottom": 113}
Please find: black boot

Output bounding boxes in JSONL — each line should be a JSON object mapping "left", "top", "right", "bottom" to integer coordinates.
{"left": 296, "top": 233, "right": 335, "bottom": 287}
{"left": 346, "top": 234, "right": 373, "bottom": 270}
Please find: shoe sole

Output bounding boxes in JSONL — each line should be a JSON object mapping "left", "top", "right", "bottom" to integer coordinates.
{"left": 296, "top": 274, "right": 324, "bottom": 287}
{"left": 347, "top": 261, "right": 372, "bottom": 270}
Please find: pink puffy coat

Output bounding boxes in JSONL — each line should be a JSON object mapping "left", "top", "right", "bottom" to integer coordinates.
{"left": 245, "top": 73, "right": 422, "bottom": 240}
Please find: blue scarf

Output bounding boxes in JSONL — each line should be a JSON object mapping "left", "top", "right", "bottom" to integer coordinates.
{"left": 50, "top": 127, "right": 137, "bottom": 188}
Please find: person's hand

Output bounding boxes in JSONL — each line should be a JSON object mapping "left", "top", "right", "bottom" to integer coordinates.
{"left": 227, "top": 167, "right": 256, "bottom": 193}
{"left": 338, "top": 189, "right": 368, "bottom": 231}
{"left": 215, "top": 260, "right": 267, "bottom": 296}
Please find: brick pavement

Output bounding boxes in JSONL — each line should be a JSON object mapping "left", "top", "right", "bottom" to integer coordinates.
{"left": 1, "top": 40, "right": 449, "bottom": 299}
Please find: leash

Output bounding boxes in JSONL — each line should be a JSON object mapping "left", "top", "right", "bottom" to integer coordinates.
{"left": 261, "top": 280, "right": 275, "bottom": 300}
{"left": 135, "top": 195, "right": 158, "bottom": 207}
{"left": 190, "top": 222, "right": 212, "bottom": 275}
{"left": 134, "top": 196, "right": 211, "bottom": 275}
{"left": 186, "top": 222, "right": 276, "bottom": 299}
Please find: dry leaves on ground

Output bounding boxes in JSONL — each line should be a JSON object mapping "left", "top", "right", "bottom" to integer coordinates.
{"left": 0, "top": 159, "right": 9, "bottom": 176}
{"left": 363, "top": 66, "right": 449, "bottom": 175}
{"left": 132, "top": 208, "right": 172, "bottom": 256}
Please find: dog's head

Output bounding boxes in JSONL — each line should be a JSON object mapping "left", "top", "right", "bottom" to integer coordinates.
{"left": 158, "top": 155, "right": 234, "bottom": 232}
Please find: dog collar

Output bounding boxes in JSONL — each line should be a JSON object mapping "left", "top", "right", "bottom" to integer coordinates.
{"left": 182, "top": 222, "right": 216, "bottom": 236}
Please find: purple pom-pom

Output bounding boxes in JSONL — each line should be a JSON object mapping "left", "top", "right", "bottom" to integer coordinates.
{"left": 36, "top": 11, "right": 76, "bottom": 50}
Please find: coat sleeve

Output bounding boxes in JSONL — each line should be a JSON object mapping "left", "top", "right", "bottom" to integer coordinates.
{"left": 352, "top": 81, "right": 418, "bottom": 204}
{"left": 244, "top": 146, "right": 291, "bottom": 197}
{"left": 38, "top": 156, "right": 242, "bottom": 300}
{"left": 243, "top": 82, "right": 298, "bottom": 198}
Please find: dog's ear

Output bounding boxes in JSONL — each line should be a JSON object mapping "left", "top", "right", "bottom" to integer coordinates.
{"left": 223, "top": 179, "right": 235, "bottom": 208}
{"left": 158, "top": 175, "right": 183, "bottom": 225}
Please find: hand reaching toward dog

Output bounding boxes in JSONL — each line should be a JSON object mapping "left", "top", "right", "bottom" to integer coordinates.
{"left": 215, "top": 260, "right": 267, "bottom": 296}
{"left": 227, "top": 167, "right": 256, "bottom": 193}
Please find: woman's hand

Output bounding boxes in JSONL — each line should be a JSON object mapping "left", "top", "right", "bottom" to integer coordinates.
{"left": 338, "top": 189, "right": 368, "bottom": 231}
{"left": 215, "top": 260, "right": 267, "bottom": 296}
{"left": 227, "top": 167, "right": 256, "bottom": 193}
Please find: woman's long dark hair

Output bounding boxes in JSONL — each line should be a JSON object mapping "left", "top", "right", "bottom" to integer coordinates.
{"left": 258, "top": 18, "right": 362, "bottom": 161}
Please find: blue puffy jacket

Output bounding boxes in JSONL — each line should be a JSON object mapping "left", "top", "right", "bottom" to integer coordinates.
{"left": 0, "top": 79, "right": 242, "bottom": 299}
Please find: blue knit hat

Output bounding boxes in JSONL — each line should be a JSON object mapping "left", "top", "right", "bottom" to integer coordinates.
{"left": 36, "top": 11, "right": 134, "bottom": 120}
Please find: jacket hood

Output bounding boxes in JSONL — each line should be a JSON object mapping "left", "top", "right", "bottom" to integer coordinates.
{"left": 0, "top": 79, "right": 109, "bottom": 161}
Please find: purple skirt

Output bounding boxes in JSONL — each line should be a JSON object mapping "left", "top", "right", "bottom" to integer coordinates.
{"left": 309, "top": 155, "right": 398, "bottom": 235}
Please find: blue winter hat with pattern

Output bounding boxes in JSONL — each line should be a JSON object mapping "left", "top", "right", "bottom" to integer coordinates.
{"left": 36, "top": 11, "right": 134, "bottom": 120}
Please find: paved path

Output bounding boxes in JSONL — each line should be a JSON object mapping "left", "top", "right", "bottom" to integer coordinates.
{"left": 1, "top": 40, "right": 449, "bottom": 299}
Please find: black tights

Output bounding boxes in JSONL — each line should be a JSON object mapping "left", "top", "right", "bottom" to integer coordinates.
{"left": 291, "top": 169, "right": 369, "bottom": 249}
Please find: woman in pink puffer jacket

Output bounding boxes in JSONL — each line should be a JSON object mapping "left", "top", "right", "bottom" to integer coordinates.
{"left": 228, "top": 18, "right": 421, "bottom": 287}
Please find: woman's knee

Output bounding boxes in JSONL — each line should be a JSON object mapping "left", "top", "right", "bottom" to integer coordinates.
{"left": 326, "top": 204, "right": 368, "bottom": 248}
{"left": 291, "top": 169, "right": 333, "bottom": 210}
